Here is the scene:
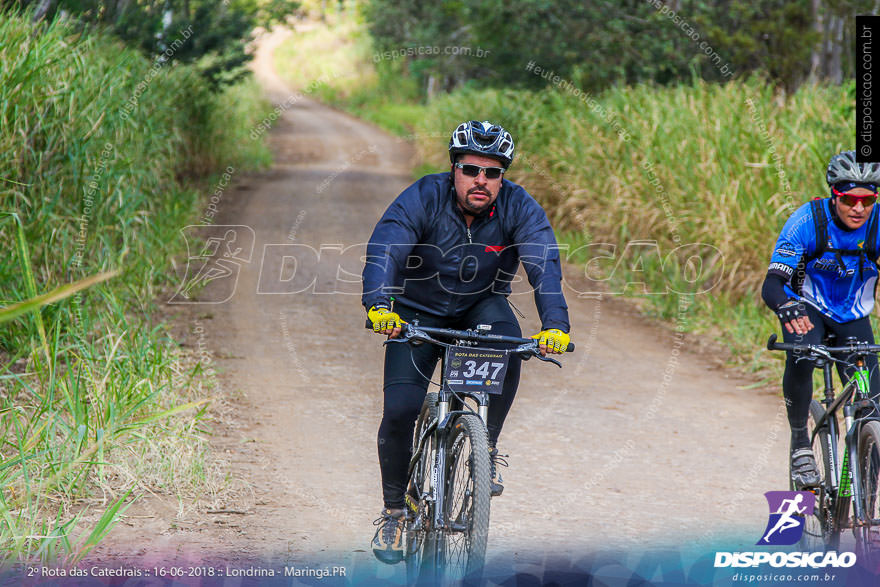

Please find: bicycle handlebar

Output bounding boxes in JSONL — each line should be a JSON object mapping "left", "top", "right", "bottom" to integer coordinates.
{"left": 410, "top": 324, "right": 575, "bottom": 352}
{"left": 766, "top": 333, "right": 880, "bottom": 356}
{"left": 365, "top": 320, "right": 575, "bottom": 353}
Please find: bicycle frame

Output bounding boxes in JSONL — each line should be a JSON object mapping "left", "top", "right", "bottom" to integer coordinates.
{"left": 399, "top": 319, "right": 570, "bottom": 508}
{"left": 809, "top": 352, "right": 880, "bottom": 531}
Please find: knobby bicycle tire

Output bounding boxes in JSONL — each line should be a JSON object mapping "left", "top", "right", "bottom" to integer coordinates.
{"left": 406, "top": 392, "right": 438, "bottom": 584}
{"left": 436, "top": 413, "right": 491, "bottom": 584}
{"left": 798, "top": 400, "right": 838, "bottom": 550}
{"left": 857, "top": 420, "right": 880, "bottom": 562}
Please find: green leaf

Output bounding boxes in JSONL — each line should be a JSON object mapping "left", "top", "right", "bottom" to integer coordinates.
{"left": 0, "top": 272, "right": 118, "bottom": 326}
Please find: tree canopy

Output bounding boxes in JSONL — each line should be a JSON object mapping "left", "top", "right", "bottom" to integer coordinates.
{"left": 362, "top": 0, "right": 875, "bottom": 96}
{"left": 6, "top": 0, "right": 300, "bottom": 86}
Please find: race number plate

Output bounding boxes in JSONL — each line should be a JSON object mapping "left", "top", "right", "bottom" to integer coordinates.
{"left": 444, "top": 346, "right": 509, "bottom": 395}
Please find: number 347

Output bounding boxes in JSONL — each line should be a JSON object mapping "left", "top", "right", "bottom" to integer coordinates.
{"left": 462, "top": 361, "right": 503, "bottom": 379}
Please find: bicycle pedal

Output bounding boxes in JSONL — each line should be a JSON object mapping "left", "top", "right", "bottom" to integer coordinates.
{"left": 792, "top": 480, "right": 821, "bottom": 492}
{"left": 405, "top": 494, "right": 418, "bottom": 514}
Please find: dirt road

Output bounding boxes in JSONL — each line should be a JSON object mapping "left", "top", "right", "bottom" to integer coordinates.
{"left": 93, "top": 26, "right": 790, "bottom": 578}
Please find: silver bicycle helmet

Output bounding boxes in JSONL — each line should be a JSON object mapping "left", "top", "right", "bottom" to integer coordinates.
{"left": 448, "top": 120, "right": 515, "bottom": 168}
{"left": 826, "top": 150, "right": 880, "bottom": 186}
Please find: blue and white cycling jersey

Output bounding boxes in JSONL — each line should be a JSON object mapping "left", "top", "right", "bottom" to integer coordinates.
{"left": 768, "top": 198, "right": 880, "bottom": 323}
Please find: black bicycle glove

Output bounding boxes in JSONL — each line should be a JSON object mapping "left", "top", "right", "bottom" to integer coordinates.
{"left": 775, "top": 298, "right": 807, "bottom": 322}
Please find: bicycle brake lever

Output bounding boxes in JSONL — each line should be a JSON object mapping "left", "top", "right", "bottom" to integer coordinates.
{"left": 513, "top": 343, "right": 535, "bottom": 361}
{"left": 383, "top": 328, "right": 442, "bottom": 348}
{"left": 382, "top": 326, "right": 415, "bottom": 346}
{"left": 791, "top": 345, "right": 838, "bottom": 365}
{"left": 512, "top": 342, "right": 562, "bottom": 367}
{"left": 533, "top": 353, "right": 563, "bottom": 368}
{"left": 811, "top": 346, "right": 833, "bottom": 361}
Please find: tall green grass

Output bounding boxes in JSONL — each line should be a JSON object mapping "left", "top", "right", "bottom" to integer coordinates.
{"left": 275, "top": 17, "right": 853, "bottom": 376}
{"left": 0, "top": 11, "right": 270, "bottom": 562}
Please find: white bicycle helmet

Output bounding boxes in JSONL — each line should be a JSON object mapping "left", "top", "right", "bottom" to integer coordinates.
{"left": 826, "top": 150, "right": 880, "bottom": 186}
{"left": 448, "top": 120, "right": 515, "bottom": 168}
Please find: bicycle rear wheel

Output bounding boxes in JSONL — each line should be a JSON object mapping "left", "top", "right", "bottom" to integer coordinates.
{"left": 797, "top": 400, "right": 838, "bottom": 551}
{"left": 406, "top": 392, "right": 437, "bottom": 584}
{"left": 857, "top": 420, "right": 880, "bottom": 562}
{"left": 437, "top": 413, "right": 491, "bottom": 583}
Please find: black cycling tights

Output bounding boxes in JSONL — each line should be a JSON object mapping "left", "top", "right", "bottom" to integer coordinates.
{"left": 781, "top": 303, "right": 880, "bottom": 451}
{"left": 378, "top": 296, "right": 522, "bottom": 510}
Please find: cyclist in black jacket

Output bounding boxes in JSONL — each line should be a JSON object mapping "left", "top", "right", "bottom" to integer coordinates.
{"left": 362, "top": 120, "right": 571, "bottom": 564}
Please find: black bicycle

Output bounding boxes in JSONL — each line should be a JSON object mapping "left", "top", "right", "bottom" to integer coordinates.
{"left": 380, "top": 320, "right": 573, "bottom": 584}
{"left": 767, "top": 333, "right": 880, "bottom": 558}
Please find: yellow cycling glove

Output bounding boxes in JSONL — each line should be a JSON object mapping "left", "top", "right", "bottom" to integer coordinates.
{"left": 368, "top": 305, "right": 403, "bottom": 333}
{"left": 531, "top": 328, "right": 570, "bottom": 353}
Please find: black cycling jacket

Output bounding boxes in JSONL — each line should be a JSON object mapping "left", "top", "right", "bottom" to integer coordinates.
{"left": 361, "top": 172, "right": 570, "bottom": 332}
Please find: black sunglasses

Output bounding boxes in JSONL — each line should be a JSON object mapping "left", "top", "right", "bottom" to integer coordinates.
{"left": 455, "top": 162, "right": 505, "bottom": 179}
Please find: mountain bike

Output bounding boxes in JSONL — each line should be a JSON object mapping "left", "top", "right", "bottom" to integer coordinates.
{"left": 385, "top": 320, "right": 574, "bottom": 584}
{"left": 766, "top": 333, "right": 880, "bottom": 560}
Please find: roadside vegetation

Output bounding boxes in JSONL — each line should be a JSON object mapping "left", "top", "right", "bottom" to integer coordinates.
{"left": 275, "top": 9, "right": 855, "bottom": 379}
{"left": 0, "top": 11, "right": 271, "bottom": 562}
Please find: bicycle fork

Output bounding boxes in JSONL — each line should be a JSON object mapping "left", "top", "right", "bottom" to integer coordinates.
{"left": 830, "top": 405, "right": 866, "bottom": 533}
{"left": 837, "top": 405, "right": 869, "bottom": 527}
{"left": 430, "top": 395, "right": 488, "bottom": 533}
{"left": 843, "top": 366, "right": 873, "bottom": 526}
{"left": 840, "top": 406, "right": 855, "bottom": 501}
{"left": 433, "top": 398, "right": 450, "bottom": 530}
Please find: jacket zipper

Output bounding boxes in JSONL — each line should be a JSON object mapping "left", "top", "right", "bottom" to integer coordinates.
{"left": 455, "top": 207, "right": 474, "bottom": 244}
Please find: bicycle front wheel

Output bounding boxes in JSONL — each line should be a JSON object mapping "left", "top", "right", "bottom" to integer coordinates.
{"left": 857, "top": 420, "right": 880, "bottom": 562}
{"left": 438, "top": 413, "right": 491, "bottom": 583}
{"left": 798, "top": 399, "right": 837, "bottom": 551}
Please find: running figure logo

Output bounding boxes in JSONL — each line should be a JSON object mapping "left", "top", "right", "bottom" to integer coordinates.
{"left": 169, "top": 225, "right": 255, "bottom": 304}
{"left": 757, "top": 491, "right": 816, "bottom": 546}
